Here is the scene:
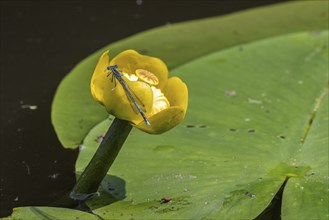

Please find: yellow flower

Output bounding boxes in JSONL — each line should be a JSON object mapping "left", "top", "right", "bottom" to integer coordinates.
{"left": 90, "top": 50, "right": 188, "bottom": 134}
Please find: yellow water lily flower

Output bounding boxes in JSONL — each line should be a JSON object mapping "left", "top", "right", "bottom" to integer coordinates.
{"left": 90, "top": 49, "right": 188, "bottom": 134}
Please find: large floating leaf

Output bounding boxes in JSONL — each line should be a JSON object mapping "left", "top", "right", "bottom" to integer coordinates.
{"left": 2, "top": 206, "right": 100, "bottom": 220}
{"left": 76, "top": 31, "right": 328, "bottom": 219}
{"left": 282, "top": 88, "right": 328, "bottom": 219}
{"left": 51, "top": 1, "right": 328, "bottom": 149}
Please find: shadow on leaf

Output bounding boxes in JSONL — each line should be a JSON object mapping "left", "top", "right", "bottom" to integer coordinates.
{"left": 86, "top": 174, "right": 126, "bottom": 210}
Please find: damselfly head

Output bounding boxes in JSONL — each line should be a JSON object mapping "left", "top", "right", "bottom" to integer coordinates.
{"left": 107, "top": 65, "right": 119, "bottom": 71}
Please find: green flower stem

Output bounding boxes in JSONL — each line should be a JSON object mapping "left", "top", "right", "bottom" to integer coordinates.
{"left": 70, "top": 118, "right": 132, "bottom": 201}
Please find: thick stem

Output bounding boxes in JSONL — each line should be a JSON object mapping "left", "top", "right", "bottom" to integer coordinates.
{"left": 70, "top": 118, "right": 132, "bottom": 201}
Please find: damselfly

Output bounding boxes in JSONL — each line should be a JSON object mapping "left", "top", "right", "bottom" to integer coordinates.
{"left": 107, "top": 65, "right": 151, "bottom": 126}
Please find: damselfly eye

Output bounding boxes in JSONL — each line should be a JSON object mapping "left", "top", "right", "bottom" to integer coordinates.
{"left": 135, "top": 69, "right": 159, "bottom": 85}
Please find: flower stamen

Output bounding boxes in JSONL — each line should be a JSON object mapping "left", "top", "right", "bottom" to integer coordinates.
{"left": 135, "top": 69, "right": 159, "bottom": 85}
{"left": 150, "top": 86, "right": 170, "bottom": 115}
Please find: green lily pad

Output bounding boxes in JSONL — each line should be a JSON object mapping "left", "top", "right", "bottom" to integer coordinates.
{"left": 76, "top": 31, "right": 328, "bottom": 219}
{"left": 51, "top": 1, "right": 328, "bottom": 149}
{"left": 2, "top": 206, "right": 100, "bottom": 220}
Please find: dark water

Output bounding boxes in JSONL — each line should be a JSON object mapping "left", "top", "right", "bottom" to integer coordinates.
{"left": 0, "top": 0, "right": 287, "bottom": 217}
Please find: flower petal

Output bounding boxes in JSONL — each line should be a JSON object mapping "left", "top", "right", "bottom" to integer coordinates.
{"left": 103, "top": 78, "right": 153, "bottom": 125}
{"left": 90, "top": 51, "right": 111, "bottom": 105}
{"left": 135, "top": 107, "right": 186, "bottom": 134}
{"left": 109, "top": 50, "right": 168, "bottom": 90}
{"left": 163, "top": 76, "right": 188, "bottom": 112}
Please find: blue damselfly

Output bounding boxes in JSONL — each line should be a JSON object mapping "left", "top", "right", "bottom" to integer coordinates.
{"left": 107, "top": 65, "right": 151, "bottom": 126}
